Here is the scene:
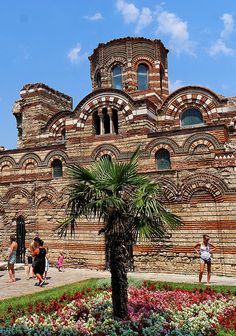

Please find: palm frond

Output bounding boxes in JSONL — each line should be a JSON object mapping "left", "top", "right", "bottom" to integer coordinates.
{"left": 56, "top": 147, "right": 182, "bottom": 242}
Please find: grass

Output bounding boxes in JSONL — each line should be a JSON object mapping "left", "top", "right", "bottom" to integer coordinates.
{"left": 154, "top": 280, "right": 236, "bottom": 293}
{"left": 0, "top": 278, "right": 100, "bottom": 316}
{"left": 0, "top": 277, "right": 235, "bottom": 320}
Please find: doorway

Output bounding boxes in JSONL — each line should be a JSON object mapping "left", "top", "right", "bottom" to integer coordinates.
{"left": 16, "top": 216, "right": 26, "bottom": 263}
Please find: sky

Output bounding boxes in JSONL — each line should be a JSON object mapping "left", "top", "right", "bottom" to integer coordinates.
{"left": 0, "top": 0, "right": 236, "bottom": 149}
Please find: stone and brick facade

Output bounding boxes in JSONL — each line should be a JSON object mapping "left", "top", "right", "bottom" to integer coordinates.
{"left": 1, "top": 37, "right": 236, "bottom": 275}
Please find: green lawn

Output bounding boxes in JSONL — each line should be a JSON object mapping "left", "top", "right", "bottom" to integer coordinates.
{"left": 0, "top": 278, "right": 100, "bottom": 317}
{"left": 0, "top": 276, "right": 235, "bottom": 318}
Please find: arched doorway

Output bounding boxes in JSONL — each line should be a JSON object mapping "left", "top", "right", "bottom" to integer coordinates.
{"left": 16, "top": 216, "right": 26, "bottom": 263}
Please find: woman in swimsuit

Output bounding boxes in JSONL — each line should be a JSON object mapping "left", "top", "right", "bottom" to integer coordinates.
{"left": 7, "top": 235, "right": 18, "bottom": 283}
{"left": 194, "top": 234, "right": 216, "bottom": 285}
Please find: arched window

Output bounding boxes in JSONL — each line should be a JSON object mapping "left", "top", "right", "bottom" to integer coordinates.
{"left": 156, "top": 149, "right": 171, "bottom": 170}
{"left": 96, "top": 72, "right": 102, "bottom": 88}
{"left": 93, "top": 111, "right": 101, "bottom": 135}
{"left": 112, "top": 109, "right": 119, "bottom": 134}
{"left": 61, "top": 128, "right": 66, "bottom": 140}
{"left": 52, "top": 159, "right": 63, "bottom": 178}
{"left": 103, "top": 109, "right": 110, "bottom": 134}
{"left": 137, "top": 63, "right": 148, "bottom": 90}
{"left": 112, "top": 65, "right": 123, "bottom": 89}
{"left": 181, "top": 108, "right": 203, "bottom": 127}
{"left": 92, "top": 108, "right": 119, "bottom": 136}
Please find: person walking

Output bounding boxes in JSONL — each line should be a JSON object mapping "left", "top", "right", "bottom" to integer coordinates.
{"left": 194, "top": 234, "right": 216, "bottom": 285}
{"left": 7, "top": 235, "right": 18, "bottom": 283}
{"left": 32, "top": 238, "right": 47, "bottom": 287}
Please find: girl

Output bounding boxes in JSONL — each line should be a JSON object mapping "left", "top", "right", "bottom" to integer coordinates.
{"left": 194, "top": 234, "right": 216, "bottom": 285}
{"left": 57, "top": 252, "right": 64, "bottom": 272}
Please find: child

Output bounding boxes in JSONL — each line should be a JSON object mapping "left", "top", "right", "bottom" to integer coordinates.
{"left": 56, "top": 252, "right": 64, "bottom": 272}
{"left": 25, "top": 247, "right": 33, "bottom": 280}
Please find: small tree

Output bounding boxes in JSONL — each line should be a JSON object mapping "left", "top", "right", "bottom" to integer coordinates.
{"left": 58, "top": 149, "right": 182, "bottom": 319}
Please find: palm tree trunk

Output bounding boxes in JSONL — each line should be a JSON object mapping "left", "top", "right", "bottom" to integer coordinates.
{"left": 109, "top": 238, "right": 128, "bottom": 319}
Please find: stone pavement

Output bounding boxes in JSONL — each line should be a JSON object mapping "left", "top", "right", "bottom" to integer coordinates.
{"left": 0, "top": 267, "right": 236, "bottom": 301}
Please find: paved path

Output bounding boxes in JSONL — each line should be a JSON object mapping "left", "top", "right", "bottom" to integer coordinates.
{"left": 0, "top": 268, "right": 235, "bottom": 301}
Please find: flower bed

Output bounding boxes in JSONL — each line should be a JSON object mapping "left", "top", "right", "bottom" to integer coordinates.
{"left": 0, "top": 283, "right": 235, "bottom": 336}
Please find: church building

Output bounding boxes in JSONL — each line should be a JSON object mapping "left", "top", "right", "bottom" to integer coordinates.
{"left": 1, "top": 37, "right": 236, "bottom": 275}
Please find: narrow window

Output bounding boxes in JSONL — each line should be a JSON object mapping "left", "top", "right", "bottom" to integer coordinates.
{"left": 156, "top": 149, "right": 171, "bottom": 170}
{"left": 103, "top": 108, "right": 110, "bottom": 134}
{"left": 93, "top": 111, "right": 101, "bottom": 135}
{"left": 137, "top": 64, "right": 148, "bottom": 90}
{"left": 61, "top": 128, "right": 66, "bottom": 140}
{"left": 96, "top": 72, "right": 102, "bottom": 88}
{"left": 181, "top": 108, "right": 203, "bottom": 127}
{"left": 160, "top": 65, "right": 164, "bottom": 94}
{"left": 112, "top": 109, "right": 119, "bottom": 134}
{"left": 52, "top": 159, "right": 63, "bottom": 178}
{"left": 112, "top": 65, "right": 123, "bottom": 89}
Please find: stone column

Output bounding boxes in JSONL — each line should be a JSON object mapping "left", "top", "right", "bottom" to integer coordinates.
{"left": 107, "top": 107, "right": 114, "bottom": 134}
{"left": 98, "top": 108, "right": 104, "bottom": 135}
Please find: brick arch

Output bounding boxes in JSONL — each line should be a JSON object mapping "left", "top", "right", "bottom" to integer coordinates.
{"left": 154, "top": 177, "right": 179, "bottom": 202}
{"left": 36, "top": 197, "right": 56, "bottom": 209}
{"left": 161, "top": 86, "right": 225, "bottom": 111}
{"left": 183, "top": 133, "right": 223, "bottom": 153}
{"left": 181, "top": 173, "right": 228, "bottom": 202}
{"left": 145, "top": 138, "right": 180, "bottom": 157}
{"left": 48, "top": 118, "right": 66, "bottom": 138}
{"left": 0, "top": 162, "right": 12, "bottom": 173}
{"left": 42, "top": 111, "right": 71, "bottom": 133}
{"left": 0, "top": 156, "right": 16, "bottom": 170}
{"left": 12, "top": 211, "right": 28, "bottom": 221}
{"left": 75, "top": 92, "right": 135, "bottom": 130}
{"left": 105, "top": 57, "right": 127, "bottom": 71}
{"left": 133, "top": 56, "right": 154, "bottom": 70}
{"left": 43, "top": 150, "right": 69, "bottom": 166}
{"left": 18, "top": 153, "right": 42, "bottom": 168}
{"left": 23, "top": 161, "right": 37, "bottom": 171}
{"left": 91, "top": 144, "right": 121, "bottom": 161}
{"left": 59, "top": 186, "right": 70, "bottom": 208}
{"left": 35, "top": 186, "right": 61, "bottom": 208}
{"left": 159, "top": 86, "right": 223, "bottom": 125}
{"left": 4, "top": 187, "right": 32, "bottom": 206}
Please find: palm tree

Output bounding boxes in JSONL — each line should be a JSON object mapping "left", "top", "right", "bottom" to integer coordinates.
{"left": 58, "top": 149, "right": 182, "bottom": 319}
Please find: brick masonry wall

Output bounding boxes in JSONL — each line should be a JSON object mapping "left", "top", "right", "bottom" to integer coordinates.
{"left": 1, "top": 37, "right": 236, "bottom": 275}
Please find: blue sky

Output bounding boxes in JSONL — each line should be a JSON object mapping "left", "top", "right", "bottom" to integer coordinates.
{"left": 0, "top": 0, "right": 236, "bottom": 149}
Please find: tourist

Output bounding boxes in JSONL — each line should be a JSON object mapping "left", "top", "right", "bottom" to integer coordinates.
{"left": 44, "top": 246, "right": 49, "bottom": 280}
{"left": 6, "top": 235, "right": 18, "bottom": 283}
{"left": 31, "top": 236, "right": 40, "bottom": 277}
{"left": 32, "top": 238, "right": 47, "bottom": 287}
{"left": 56, "top": 252, "right": 64, "bottom": 272}
{"left": 194, "top": 234, "right": 216, "bottom": 285}
{"left": 25, "top": 246, "right": 33, "bottom": 280}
